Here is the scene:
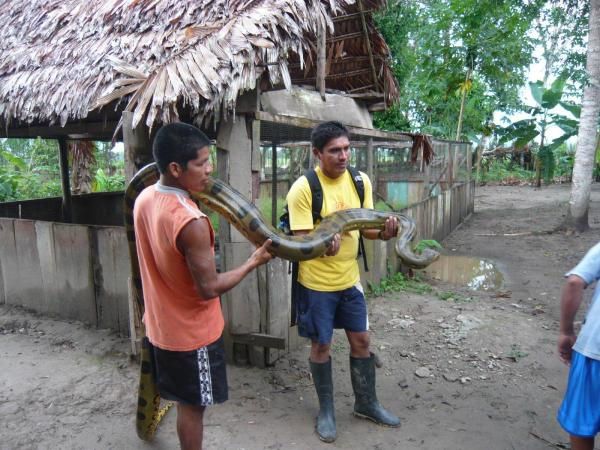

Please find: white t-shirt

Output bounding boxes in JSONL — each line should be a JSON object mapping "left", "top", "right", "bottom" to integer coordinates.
{"left": 567, "top": 242, "right": 600, "bottom": 360}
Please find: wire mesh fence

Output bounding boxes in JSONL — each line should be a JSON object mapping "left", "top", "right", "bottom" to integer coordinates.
{"left": 257, "top": 118, "right": 471, "bottom": 225}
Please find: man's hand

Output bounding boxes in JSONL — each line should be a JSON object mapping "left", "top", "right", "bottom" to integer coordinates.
{"left": 558, "top": 332, "right": 577, "bottom": 365}
{"left": 379, "top": 216, "right": 399, "bottom": 241}
{"left": 325, "top": 233, "right": 341, "bottom": 256}
{"left": 249, "top": 239, "right": 274, "bottom": 268}
{"left": 558, "top": 274, "right": 586, "bottom": 365}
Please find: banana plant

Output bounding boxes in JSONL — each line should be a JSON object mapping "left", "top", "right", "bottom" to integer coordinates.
{"left": 496, "top": 76, "right": 580, "bottom": 185}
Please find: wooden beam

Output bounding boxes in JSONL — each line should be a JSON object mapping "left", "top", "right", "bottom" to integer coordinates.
{"left": 327, "top": 32, "right": 364, "bottom": 43}
{"left": 0, "top": 121, "right": 121, "bottom": 140}
{"left": 367, "top": 138, "right": 374, "bottom": 190}
{"left": 254, "top": 111, "right": 414, "bottom": 143}
{"left": 230, "top": 333, "right": 286, "bottom": 350}
{"left": 122, "top": 111, "right": 152, "bottom": 182}
{"left": 288, "top": 56, "right": 381, "bottom": 69}
{"left": 292, "top": 68, "right": 372, "bottom": 83}
{"left": 332, "top": 10, "right": 374, "bottom": 21}
{"left": 57, "top": 138, "right": 72, "bottom": 223}
{"left": 357, "top": 0, "right": 380, "bottom": 91}
{"left": 316, "top": 22, "right": 327, "bottom": 100}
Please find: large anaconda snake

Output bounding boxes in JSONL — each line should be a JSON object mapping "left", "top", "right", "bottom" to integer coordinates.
{"left": 125, "top": 162, "right": 439, "bottom": 440}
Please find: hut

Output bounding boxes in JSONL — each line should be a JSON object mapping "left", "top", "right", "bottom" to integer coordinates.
{"left": 0, "top": 0, "right": 473, "bottom": 366}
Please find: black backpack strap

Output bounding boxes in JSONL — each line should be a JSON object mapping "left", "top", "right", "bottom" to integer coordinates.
{"left": 347, "top": 166, "right": 369, "bottom": 272}
{"left": 290, "top": 261, "right": 299, "bottom": 326}
{"left": 290, "top": 170, "right": 321, "bottom": 326}
{"left": 347, "top": 166, "right": 365, "bottom": 206}
{"left": 305, "top": 169, "right": 323, "bottom": 223}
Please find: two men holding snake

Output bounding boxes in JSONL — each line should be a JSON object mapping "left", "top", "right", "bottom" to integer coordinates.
{"left": 286, "top": 121, "right": 401, "bottom": 442}
{"left": 133, "top": 123, "right": 273, "bottom": 450}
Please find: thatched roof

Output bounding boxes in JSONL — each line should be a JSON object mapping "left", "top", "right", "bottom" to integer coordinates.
{"left": 0, "top": 0, "right": 398, "bottom": 134}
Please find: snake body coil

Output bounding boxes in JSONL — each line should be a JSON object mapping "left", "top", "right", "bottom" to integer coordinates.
{"left": 125, "top": 162, "right": 439, "bottom": 440}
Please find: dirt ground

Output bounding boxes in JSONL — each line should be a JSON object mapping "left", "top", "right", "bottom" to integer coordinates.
{"left": 3, "top": 182, "right": 600, "bottom": 450}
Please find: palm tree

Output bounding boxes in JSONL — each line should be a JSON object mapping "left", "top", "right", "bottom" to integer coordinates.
{"left": 69, "top": 141, "right": 96, "bottom": 194}
{"left": 566, "top": 0, "right": 600, "bottom": 231}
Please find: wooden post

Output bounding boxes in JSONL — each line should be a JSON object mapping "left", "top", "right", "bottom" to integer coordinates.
{"left": 466, "top": 143, "right": 472, "bottom": 183}
{"left": 57, "top": 137, "right": 72, "bottom": 223}
{"left": 475, "top": 145, "right": 483, "bottom": 184}
{"left": 316, "top": 22, "right": 327, "bottom": 100}
{"left": 366, "top": 138, "right": 374, "bottom": 187}
{"left": 358, "top": 0, "right": 379, "bottom": 92}
{"left": 271, "top": 138, "right": 278, "bottom": 227}
{"left": 122, "top": 111, "right": 152, "bottom": 182}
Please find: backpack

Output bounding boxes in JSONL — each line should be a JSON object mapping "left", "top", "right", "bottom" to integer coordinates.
{"left": 279, "top": 167, "right": 369, "bottom": 325}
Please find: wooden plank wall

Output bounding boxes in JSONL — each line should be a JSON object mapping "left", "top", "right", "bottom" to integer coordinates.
{"left": 0, "top": 218, "right": 130, "bottom": 336}
{"left": 0, "top": 180, "right": 475, "bottom": 361}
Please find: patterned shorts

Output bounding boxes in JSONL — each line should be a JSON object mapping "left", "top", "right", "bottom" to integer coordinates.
{"left": 148, "top": 336, "right": 228, "bottom": 406}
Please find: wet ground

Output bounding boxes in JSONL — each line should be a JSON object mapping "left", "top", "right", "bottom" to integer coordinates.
{"left": 3, "top": 182, "right": 600, "bottom": 449}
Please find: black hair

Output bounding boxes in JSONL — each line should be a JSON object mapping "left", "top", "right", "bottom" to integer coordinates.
{"left": 152, "top": 122, "right": 211, "bottom": 173}
{"left": 311, "top": 121, "right": 350, "bottom": 151}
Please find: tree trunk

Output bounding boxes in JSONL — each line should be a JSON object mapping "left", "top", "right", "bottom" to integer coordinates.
{"left": 456, "top": 68, "right": 471, "bottom": 141}
{"left": 566, "top": 0, "right": 600, "bottom": 231}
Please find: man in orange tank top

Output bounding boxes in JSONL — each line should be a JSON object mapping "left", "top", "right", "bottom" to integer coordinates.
{"left": 134, "top": 122, "right": 273, "bottom": 450}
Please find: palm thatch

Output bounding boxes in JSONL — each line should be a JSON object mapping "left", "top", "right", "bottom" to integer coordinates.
{"left": 0, "top": 0, "right": 398, "bottom": 133}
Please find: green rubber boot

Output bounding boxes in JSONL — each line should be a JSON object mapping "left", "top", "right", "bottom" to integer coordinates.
{"left": 309, "top": 358, "right": 337, "bottom": 442}
{"left": 350, "top": 353, "right": 401, "bottom": 427}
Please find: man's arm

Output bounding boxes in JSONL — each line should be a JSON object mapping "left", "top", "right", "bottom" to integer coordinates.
{"left": 293, "top": 229, "right": 341, "bottom": 256}
{"left": 558, "top": 274, "right": 587, "bottom": 364}
{"left": 177, "top": 218, "right": 272, "bottom": 299}
{"left": 357, "top": 172, "right": 399, "bottom": 241}
{"left": 361, "top": 216, "right": 399, "bottom": 241}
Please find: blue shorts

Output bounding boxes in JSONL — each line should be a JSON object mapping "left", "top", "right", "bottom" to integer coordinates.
{"left": 296, "top": 282, "right": 368, "bottom": 344}
{"left": 557, "top": 350, "right": 600, "bottom": 438}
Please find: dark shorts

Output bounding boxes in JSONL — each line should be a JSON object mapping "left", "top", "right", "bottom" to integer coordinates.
{"left": 148, "top": 337, "right": 228, "bottom": 406}
{"left": 296, "top": 282, "right": 368, "bottom": 344}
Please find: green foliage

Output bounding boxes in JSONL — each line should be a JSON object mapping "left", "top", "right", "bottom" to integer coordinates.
{"left": 367, "top": 271, "right": 431, "bottom": 297}
{"left": 0, "top": 138, "right": 126, "bottom": 201}
{"left": 93, "top": 168, "right": 125, "bottom": 192}
{"left": 496, "top": 76, "right": 579, "bottom": 184}
{"left": 257, "top": 196, "right": 286, "bottom": 224}
{"left": 90, "top": 143, "right": 125, "bottom": 193}
{"left": 414, "top": 239, "right": 442, "bottom": 253}
{"left": 533, "top": 1, "right": 589, "bottom": 99}
{"left": 375, "top": 0, "right": 541, "bottom": 139}
{"left": 0, "top": 138, "right": 62, "bottom": 201}
{"left": 374, "top": 198, "right": 406, "bottom": 211}
{"left": 554, "top": 143, "right": 575, "bottom": 179}
{"left": 479, "top": 158, "right": 534, "bottom": 184}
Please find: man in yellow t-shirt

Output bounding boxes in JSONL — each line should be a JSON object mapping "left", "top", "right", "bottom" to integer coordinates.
{"left": 287, "top": 121, "right": 400, "bottom": 443}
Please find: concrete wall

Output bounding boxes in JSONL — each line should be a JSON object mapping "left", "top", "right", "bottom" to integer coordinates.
{"left": 0, "top": 218, "right": 130, "bottom": 335}
{"left": 260, "top": 87, "right": 373, "bottom": 128}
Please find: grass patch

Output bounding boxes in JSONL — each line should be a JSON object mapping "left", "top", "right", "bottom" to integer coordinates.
{"left": 414, "top": 239, "right": 442, "bottom": 253}
{"left": 367, "top": 272, "right": 432, "bottom": 297}
{"left": 436, "top": 290, "right": 473, "bottom": 303}
{"left": 507, "top": 344, "right": 528, "bottom": 362}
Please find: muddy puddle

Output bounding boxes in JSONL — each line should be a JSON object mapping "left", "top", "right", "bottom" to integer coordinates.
{"left": 421, "top": 254, "right": 504, "bottom": 291}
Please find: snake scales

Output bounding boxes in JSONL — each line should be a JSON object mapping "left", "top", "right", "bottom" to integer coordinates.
{"left": 125, "top": 162, "right": 439, "bottom": 440}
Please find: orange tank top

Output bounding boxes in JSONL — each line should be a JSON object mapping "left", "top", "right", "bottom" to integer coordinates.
{"left": 133, "top": 182, "right": 224, "bottom": 351}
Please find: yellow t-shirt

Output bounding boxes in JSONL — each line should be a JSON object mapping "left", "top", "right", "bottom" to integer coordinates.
{"left": 286, "top": 167, "right": 374, "bottom": 291}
